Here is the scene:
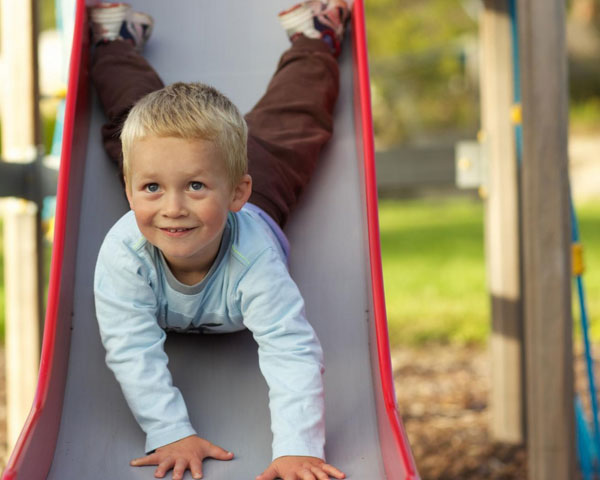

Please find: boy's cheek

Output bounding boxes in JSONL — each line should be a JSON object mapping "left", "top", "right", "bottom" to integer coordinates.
{"left": 125, "top": 184, "right": 135, "bottom": 210}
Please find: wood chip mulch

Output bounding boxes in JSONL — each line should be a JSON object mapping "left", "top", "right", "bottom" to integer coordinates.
{"left": 392, "top": 345, "right": 528, "bottom": 480}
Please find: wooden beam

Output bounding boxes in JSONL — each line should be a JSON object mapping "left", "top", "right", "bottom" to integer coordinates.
{"left": 517, "top": 0, "right": 576, "bottom": 478}
{"left": 0, "top": 0, "right": 42, "bottom": 453}
{"left": 480, "top": 0, "right": 524, "bottom": 445}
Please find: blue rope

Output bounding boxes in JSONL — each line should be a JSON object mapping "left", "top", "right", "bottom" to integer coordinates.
{"left": 577, "top": 396, "right": 596, "bottom": 480}
{"left": 571, "top": 200, "right": 600, "bottom": 471}
{"left": 508, "top": 0, "right": 523, "bottom": 167}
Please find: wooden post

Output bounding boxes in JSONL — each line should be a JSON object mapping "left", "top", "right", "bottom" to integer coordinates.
{"left": 517, "top": 0, "right": 576, "bottom": 478}
{"left": 480, "top": 0, "right": 524, "bottom": 445}
{"left": 0, "top": 0, "right": 42, "bottom": 453}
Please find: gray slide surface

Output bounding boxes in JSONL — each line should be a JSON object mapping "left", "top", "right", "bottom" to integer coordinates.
{"left": 47, "top": 1, "right": 390, "bottom": 478}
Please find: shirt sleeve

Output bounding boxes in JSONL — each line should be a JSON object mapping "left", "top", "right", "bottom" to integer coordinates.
{"left": 94, "top": 236, "right": 197, "bottom": 453}
{"left": 236, "top": 248, "right": 326, "bottom": 460}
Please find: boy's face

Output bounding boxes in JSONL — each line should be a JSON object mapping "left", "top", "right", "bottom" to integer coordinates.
{"left": 125, "top": 136, "right": 251, "bottom": 282}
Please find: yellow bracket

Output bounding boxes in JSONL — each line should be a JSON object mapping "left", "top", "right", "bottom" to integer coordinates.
{"left": 56, "top": 86, "right": 67, "bottom": 99}
{"left": 511, "top": 103, "right": 522, "bottom": 125}
{"left": 573, "top": 243, "right": 585, "bottom": 276}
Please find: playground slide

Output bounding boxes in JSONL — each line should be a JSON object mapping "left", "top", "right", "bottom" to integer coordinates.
{"left": 3, "top": 1, "right": 419, "bottom": 479}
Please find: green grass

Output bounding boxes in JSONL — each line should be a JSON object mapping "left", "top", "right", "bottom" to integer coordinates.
{"left": 379, "top": 197, "right": 600, "bottom": 347}
{"left": 570, "top": 98, "right": 600, "bottom": 135}
{"left": 576, "top": 201, "right": 600, "bottom": 341}
{"left": 379, "top": 197, "right": 487, "bottom": 346}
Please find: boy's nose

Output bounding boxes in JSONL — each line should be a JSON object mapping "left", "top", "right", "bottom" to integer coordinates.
{"left": 162, "top": 192, "right": 188, "bottom": 217}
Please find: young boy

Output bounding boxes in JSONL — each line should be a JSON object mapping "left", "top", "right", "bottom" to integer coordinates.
{"left": 91, "top": 2, "right": 350, "bottom": 480}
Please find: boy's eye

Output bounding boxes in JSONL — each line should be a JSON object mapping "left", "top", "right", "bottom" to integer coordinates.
{"left": 189, "top": 181, "right": 205, "bottom": 191}
{"left": 145, "top": 183, "right": 159, "bottom": 193}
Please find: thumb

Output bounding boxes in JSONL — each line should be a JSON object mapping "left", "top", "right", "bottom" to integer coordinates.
{"left": 256, "top": 464, "right": 278, "bottom": 480}
{"left": 208, "top": 444, "right": 234, "bottom": 461}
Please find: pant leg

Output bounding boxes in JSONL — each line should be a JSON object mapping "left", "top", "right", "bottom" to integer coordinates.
{"left": 245, "top": 36, "right": 340, "bottom": 228}
{"left": 91, "top": 41, "right": 165, "bottom": 173}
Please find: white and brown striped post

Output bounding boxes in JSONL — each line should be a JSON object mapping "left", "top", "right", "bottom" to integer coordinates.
{"left": 479, "top": 0, "right": 524, "bottom": 446}
{"left": 0, "top": 0, "right": 43, "bottom": 454}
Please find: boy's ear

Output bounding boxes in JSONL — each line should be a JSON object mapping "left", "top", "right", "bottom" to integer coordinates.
{"left": 229, "top": 174, "right": 252, "bottom": 212}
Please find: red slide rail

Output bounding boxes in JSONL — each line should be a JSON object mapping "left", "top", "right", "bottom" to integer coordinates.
{"left": 351, "top": 1, "right": 419, "bottom": 478}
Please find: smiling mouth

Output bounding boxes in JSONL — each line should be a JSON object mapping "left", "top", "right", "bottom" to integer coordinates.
{"left": 161, "top": 227, "right": 195, "bottom": 233}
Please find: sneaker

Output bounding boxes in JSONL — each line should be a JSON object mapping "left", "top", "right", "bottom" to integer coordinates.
{"left": 89, "top": 3, "right": 130, "bottom": 44}
{"left": 89, "top": 3, "right": 154, "bottom": 52}
{"left": 121, "top": 10, "right": 154, "bottom": 51}
{"left": 278, "top": 0, "right": 350, "bottom": 56}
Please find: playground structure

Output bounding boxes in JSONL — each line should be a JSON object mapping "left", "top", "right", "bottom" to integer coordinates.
{"left": 0, "top": 0, "right": 586, "bottom": 479}
{"left": 479, "top": 0, "right": 577, "bottom": 478}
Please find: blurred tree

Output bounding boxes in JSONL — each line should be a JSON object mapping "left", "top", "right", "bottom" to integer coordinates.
{"left": 365, "top": 0, "right": 479, "bottom": 149}
{"left": 38, "top": 0, "right": 56, "bottom": 32}
{"left": 568, "top": 0, "right": 600, "bottom": 101}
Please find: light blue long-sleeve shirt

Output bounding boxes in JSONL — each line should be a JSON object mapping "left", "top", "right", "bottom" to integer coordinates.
{"left": 94, "top": 207, "right": 325, "bottom": 458}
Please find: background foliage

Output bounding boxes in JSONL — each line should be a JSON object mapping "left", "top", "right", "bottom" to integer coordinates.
{"left": 364, "top": 0, "right": 480, "bottom": 148}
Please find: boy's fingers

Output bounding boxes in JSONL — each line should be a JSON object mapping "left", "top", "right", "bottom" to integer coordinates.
{"left": 171, "top": 458, "right": 188, "bottom": 480}
{"left": 154, "top": 457, "right": 175, "bottom": 478}
{"left": 256, "top": 464, "right": 278, "bottom": 480}
{"left": 131, "top": 452, "right": 160, "bottom": 466}
{"left": 190, "top": 459, "right": 203, "bottom": 479}
{"left": 208, "top": 444, "right": 234, "bottom": 461}
{"left": 298, "top": 468, "right": 316, "bottom": 480}
{"left": 322, "top": 464, "right": 346, "bottom": 479}
{"left": 310, "top": 467, "right": 329, "bottom": 480}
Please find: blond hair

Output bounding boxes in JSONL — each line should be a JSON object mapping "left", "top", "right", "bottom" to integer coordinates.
{"left": 121, "top": 82, "right": 248, "bottom": 187}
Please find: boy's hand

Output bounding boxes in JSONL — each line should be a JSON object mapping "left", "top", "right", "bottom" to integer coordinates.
{"left": 130, "top": 435, "right": 233, "bottom": 480}
{"left": 256, "top": 456, "right": 346, "bottom": 480}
